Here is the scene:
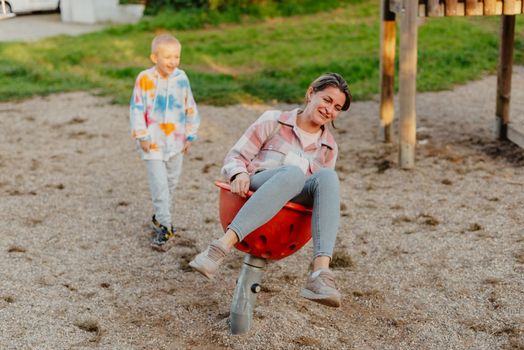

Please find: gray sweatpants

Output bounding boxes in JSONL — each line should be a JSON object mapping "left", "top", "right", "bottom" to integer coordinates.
{"left": 145, "top": 153, "right": 183, "bottom": 227}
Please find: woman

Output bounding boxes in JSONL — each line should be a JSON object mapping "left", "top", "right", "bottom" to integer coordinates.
{"left": 190, "top": 73, "right": 351, "bottom": 307}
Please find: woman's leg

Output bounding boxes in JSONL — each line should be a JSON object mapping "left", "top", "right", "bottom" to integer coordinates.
{"left": 292, "top": 168, "right": 340, "bottom": 262}
{"left": 292, "top": 168, "right": 342, "bottom": 307}
{"left": 226, "top": 165, "right": 307, "bottom": 243}
{"left": 190, "top": 165, "right": 306, "bottom": 278}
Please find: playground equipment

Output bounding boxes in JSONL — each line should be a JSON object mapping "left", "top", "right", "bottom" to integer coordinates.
{"left": 214, "top": 181, "right": 312, "bottom": 335}
{"left": 380, "top": 0, "right": 523, "bottom": 168}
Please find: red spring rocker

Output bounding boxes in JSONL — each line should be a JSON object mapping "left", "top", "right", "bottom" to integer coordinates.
{"left": 214, "top": 181, "right": 312, "bottom": 334}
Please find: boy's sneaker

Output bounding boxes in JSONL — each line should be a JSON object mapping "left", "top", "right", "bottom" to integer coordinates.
{"left": 150, "top": 215, "right": 175, "bottom": 252}
{"left": 150, "top": 215, "right": 174, "bottom": 233}
{"left": 300, "top": 269, "right": 341, "bottom": 307}
{"left": 188, "top": 240, "right": 229, "bottom": 279}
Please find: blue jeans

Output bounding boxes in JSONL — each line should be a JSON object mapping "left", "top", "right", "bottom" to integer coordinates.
{"left": 228, "top": 165, "right": 340, "bottom": 258}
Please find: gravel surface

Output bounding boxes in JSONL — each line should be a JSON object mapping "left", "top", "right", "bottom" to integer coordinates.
{"left": 0, "top": 68, "right": 523, "bottom": 349}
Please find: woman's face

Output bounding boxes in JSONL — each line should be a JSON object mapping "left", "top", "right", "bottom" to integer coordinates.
{"left": 305, "top": 86, "right": 346, "bottom": 126}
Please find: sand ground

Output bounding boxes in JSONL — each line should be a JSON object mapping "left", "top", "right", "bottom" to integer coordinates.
{"left": 0, "top": 68, "right": 523, "bottom": 349}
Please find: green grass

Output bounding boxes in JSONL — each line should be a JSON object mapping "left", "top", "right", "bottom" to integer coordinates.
{"left": 0, "top": 1, "right": 522, "bottom": 105}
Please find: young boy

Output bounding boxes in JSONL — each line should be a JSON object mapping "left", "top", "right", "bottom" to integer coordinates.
{"left": 130, "top": 33, "right": 200, "bottom": 251}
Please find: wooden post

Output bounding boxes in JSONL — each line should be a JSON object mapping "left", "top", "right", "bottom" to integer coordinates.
{"left": 484, "top": 0, "right": 497, "bottom": 15}
{"left": 427, "top": 0, "right": 441, "bottom": 16}
{"left": 496, "top": 15, "right": 515, "bottom": 140}
{"left": 445, "top": 0, "right": 458, "bottom": 16}
{"left": 380, "top": 0, "right": 396, "bottom": 143}
{"left": 503, "top": 0, "right": 517, "bottom": 15}
{"left": 465, "top": 0, "right": 478, "bottom": 15}
{"left": 398, "top": 0, "right": 418, "bottom": 169}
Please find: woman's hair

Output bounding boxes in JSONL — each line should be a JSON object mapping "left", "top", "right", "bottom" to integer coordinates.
{"left": 307, "top": 72, "right": 352, "bottom": 111}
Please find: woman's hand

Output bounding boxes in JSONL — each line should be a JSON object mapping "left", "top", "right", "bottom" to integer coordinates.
{"left": 230, "top": 173, "right": 250, "bottom": 198}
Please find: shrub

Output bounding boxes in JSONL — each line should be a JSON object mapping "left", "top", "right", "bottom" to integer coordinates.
{"left": 143, "top": 0, "right": 356, "bottom": 16}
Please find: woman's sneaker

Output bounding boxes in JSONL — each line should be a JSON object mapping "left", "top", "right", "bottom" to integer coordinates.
{"left": 150, "top": 215, "right": 175, "bottom": 251}
{"left": 189, "top": 240, "right": 229, "bottom": 279}
{"left": 300, "top": 269, "right": 341, "bottom": 307}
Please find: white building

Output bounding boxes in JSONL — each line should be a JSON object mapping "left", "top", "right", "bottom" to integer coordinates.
{"left": 60, "top": 0, "right": 144, "bottom": 24}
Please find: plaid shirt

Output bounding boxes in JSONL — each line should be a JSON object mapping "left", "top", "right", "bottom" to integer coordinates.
{"left": 222, "top": 109, "right": 338, "bottom": 180}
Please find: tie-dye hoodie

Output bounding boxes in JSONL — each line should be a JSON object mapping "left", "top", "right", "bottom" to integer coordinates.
{"left": 130, "top": 67, "right": 200, "bottom": 160}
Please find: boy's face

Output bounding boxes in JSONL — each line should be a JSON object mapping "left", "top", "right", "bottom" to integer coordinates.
{"left": 150, "top": 43, "right": 181, "bottom": 78}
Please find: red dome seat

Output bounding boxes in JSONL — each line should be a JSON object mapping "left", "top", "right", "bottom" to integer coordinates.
{"left": 215, "top": 181, "right": 312, "bottom": 260}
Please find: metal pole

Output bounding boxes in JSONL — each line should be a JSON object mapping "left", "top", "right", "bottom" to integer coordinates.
{"left": 230, "top": 254, "right": 266, "bottom": 335}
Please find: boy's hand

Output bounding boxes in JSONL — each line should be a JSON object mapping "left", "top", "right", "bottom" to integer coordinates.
{"left": 231, "top": 173, "right": 250, "bottom": 198}
{"left": 182, "top": 140, "right": 192, "bottom": 154}
{"left": 139, "top": 139, "right": 151, "bottom": 153}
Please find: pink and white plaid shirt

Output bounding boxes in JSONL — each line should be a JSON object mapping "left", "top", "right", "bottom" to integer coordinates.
{"left": 221, "top": 108, "right": 338, "bottom": 181}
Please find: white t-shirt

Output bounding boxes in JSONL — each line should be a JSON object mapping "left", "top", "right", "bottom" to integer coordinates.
{"left": 296, "top": 127, "right": 322, "bottom": 148}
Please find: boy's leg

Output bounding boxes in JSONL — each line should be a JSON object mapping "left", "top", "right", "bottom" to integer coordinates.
{"left": 145, "top": 159, "right": 171, "bottom": 227}
{"left": 165, "top": 152, "right": 184, "bottom": 226}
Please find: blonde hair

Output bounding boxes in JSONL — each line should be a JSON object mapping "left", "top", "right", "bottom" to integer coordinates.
{"left": 151, "top": 33, "right": 181, "bottom": 54}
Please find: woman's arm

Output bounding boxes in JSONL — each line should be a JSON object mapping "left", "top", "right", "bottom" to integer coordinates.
{"left": 221, "top": 111, "right": 280, "bottom": 180}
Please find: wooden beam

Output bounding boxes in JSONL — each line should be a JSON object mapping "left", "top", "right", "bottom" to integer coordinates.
{"left": 508, "top": 124, "right": 524, "bottom": 148}
{"left": 427, "top": 0, "right": 441, "bottom": 16}
{"left": 445, "top": 0, "right": 459, "bottom": 16}
{"left": 496, "top": 1, "right": 503, "bottom": 14}
{"left": 496, "top": 15, "right": 515, "bottom": 139}
{"left": 465, "top": 0, "right": 478, "bottom": 15}
{"left": 380, "top": 0, "right": 396, "bottom": 142}
{"left": 389, "top": 0, "right": 403, "bottom": 13}
{"left": 504, "top": 0, "right": 517, "bottom": 14}
{"left": 398, "top": 0, "right": 418, "bottom": 168}
{"left": 476, "top": 1, "right": 484, "bottom": 15}
{"left": 484, "top": 0, "right": 498, "bottom": 15}
{"left": 456, "top": 2, "right": 466, "bottom": 15}
{"left": 420, "top": 2, "right": 446, "bottom": 16}
{"left": 419, "top": 3, "right": 427, "bottom": 16}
